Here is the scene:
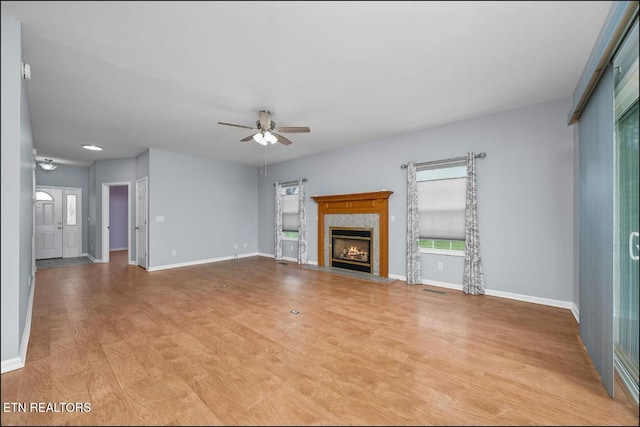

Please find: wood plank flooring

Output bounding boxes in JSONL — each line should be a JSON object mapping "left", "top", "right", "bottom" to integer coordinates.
{"left": 1, "top": 250, "right": 638, "bottom": 425}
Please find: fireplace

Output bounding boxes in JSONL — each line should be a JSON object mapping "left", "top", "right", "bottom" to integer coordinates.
{"left": 330, "top": 227, "right": 372, "bottom": 273}
{"left": 311, "top": 191, "right": 393, "bottom": 277}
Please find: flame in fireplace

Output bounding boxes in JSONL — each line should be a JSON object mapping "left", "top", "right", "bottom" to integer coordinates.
{"left": 345, "top": 246, "right": 367, "bottom": 258}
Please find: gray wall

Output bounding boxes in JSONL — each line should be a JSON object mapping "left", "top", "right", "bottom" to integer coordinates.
{"left": 577, "top": 68, "right": 614, "bottom": 397}
{"left": 148, "top": 148, "right": 258, "bottom": 268}
{"left": 258, "top": 97, "right": 575, "bottom": 302}
{"left": 1, "top": 16, "right": 34, "bottom": 363}
{"left": 35, "top": 164, "right": 89, "bottom": 255}
{"left": 136, "top": 149, "right": 149, "bottom": 180}
{"left": 92, "top": 157, "right": 137, "bottom": 262}
{"left": 88, "top": 162, "right": 97, "bottom": 257}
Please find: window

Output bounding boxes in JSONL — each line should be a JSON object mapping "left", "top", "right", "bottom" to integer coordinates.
{"left": 35, "top": 190, "right": 53, "bottom": 201}
{"left": 417, "top": 165, "right": 466, "bottom": 254}
{"left": 282, "top": 185, "right": 299, "bottom": 240}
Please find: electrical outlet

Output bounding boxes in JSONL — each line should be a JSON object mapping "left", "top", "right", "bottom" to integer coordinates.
{"left": 234, "top": 243, "right": 238, "bottom": 249}
{"left": 243, "top": 243, "right": 247, "bottom": 248}
{"left": 437, "top": 262, "right": 443, "bottom": 271}
{"left": 171, "top": 250, "right": 176, "bottom": 256}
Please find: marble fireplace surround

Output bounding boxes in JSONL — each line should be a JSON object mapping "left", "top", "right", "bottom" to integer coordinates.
{"left": 311, "top": 191, "right": 393, "bottom": 277}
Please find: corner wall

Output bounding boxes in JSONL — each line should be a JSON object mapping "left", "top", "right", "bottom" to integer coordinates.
{"left": 1, "top": 16, "right": 35, "bottom": 371}
{"left": 258, "top": 97, "right": 575, "bottom": 303}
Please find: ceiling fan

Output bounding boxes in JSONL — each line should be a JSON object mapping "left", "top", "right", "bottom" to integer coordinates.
{"left": 218, "top": 109, "right": 310, "bottom": 146}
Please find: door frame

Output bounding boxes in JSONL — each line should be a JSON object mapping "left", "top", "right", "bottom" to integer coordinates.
{"left": 35, "top": 185, "right": 82, "bottom": 259}
{"left": 136, "top": 177, "right": 149, "bottom": 269}
{"left": 101, "top": 182, "right": 131, "bottom": 263}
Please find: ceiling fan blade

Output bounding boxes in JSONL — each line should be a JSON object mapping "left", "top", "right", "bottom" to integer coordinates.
{"left": 218, "top": 122, "right": 256, "bottom": 130}
{"left": 276, "top": 126, "right": 310, "bottom": 133}
{"left": 240, "top": 134, "right": 255, "bottom": 142}
{"left": 274, "top": 133, "right": 293, "bottom": 145}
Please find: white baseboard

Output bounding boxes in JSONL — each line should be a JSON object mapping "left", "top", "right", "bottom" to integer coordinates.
{"left": 1, "top": 357, "right": 23, "bottom": 374}
{"left": 1, "top": 275, "right": 36, "bottom": 374}
{"left": 109, "top": 247, "right": 128, "bottom": 251}
{"left": 388, "top": 276, "right": 575, "bottom": 311}
{"left": 571, "top": 303, "right": 580, "bottom": 324}
{"left": 128, "top": 260, "right": 137, "bottom": 265}
{"left": 258, "top": 252, "right": 317, "bottom": 265}
{"left": 147, "top": 252, "right": 259, "bottom": 272}
{"left": 484, "top": 288, "right": 573, "bottom": 310}
{"left": 86, "top": 254, "right": 100, "bottom": 263}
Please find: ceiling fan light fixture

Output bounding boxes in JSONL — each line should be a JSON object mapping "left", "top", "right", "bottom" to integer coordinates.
{"left": 38, "top": 159, "right": 57, "bottom": 171}
{"left": 253, "top": 133, "right": 268, "bottom": 145}
{"left": 264, "top": 131, "right": 278, "bottom": 144}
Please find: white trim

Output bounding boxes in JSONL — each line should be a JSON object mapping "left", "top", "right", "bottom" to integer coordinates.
{"left": 571, "top": 303, "right": 580, "bottom": 324}
{"left": 102, "top": 184, "right": 109, "bottom": 263}
{"left": 1, "top": 357, "right": 22, "bottom": 374}
{"left": 422, "top": 279, "right": 464, "bottom": 291}
{"left": 404, "top": 277, "right": 575, "bottom": 310}
{"left": 484, "top": 288, "right": 573, "bottom": 310}
{"left": 86, "top": 254, "right": 102, "bottom": 263}
{"left": 109, "top": 247, "right": 128, "bottom": 251}
{"left": 257, "top": 252, "right": 318, "bottom": 265}
{"left": 389, "top": 273, "right": 406, "bottom": 281}
{"left": 147, "top": 252, "right": 259, "bottom": 272}
{"left": 419, "top": 248, "right": 465, "bottom": 257}
{"left": 128, "top": 260, "right": 138, "bottom": 266}
{"left": 1, "top": 275, "right": 36, "bottom": 374}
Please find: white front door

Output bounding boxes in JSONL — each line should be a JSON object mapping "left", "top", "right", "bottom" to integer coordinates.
{"left": 62, "top": 188, "right": 81, "bottom": 258}
{"left": 136, "top": 177, "right": 148, "bottom": 269}
{"left": 35, "top": 188, "right": 63, "bottom": 259}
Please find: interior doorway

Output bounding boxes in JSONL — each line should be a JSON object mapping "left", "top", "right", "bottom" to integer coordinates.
{"left": 101, "top": 182, "right": 130, "bottom": 263}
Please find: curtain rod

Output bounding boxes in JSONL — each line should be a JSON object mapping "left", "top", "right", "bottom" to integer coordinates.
{"left": 400, "top": 152, "right": 486, "bottom": 169}
{"left": 273, "top": 178, "right": 307, "bottom": 187}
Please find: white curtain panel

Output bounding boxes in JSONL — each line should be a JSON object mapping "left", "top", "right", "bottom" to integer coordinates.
{"left": 297, "top": 178, "right": 308, "bottom": 264}
{"left": 406, "top": 162, "right": 422, "bottom": 285}
{"left": 463, "top": 153, "right": 485, "bottom": 295}
{"left": 274, "top": 182, "right": 284, "bottom": 261}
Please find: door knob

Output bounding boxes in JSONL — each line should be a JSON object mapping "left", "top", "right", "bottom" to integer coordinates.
{"left": 135, "top": 226, "right": 139, "bottom": 230}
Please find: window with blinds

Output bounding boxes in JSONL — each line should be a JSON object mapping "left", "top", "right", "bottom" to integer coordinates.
{"left": 282, "top": 185, "right": 299, "bottom": 237}
{"left": 416, "top": 165, "right": 466, "bottom": 253}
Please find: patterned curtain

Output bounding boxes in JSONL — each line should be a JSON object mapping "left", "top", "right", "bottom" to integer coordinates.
{"left": 297, "top": 179, "right": 308, "bottom": 264}
{"left": 406, "top": 162, "right": 422, "bottom": 284}
{"left": 463, "top": 153, "right": 485, "bottom": 295}
{"left": 274, "top": 182, "right": 283, "bottom": 261}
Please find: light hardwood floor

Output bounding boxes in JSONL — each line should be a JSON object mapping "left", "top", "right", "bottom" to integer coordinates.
{"left": 1, "top": 251, "right": 638, "bottom": 426}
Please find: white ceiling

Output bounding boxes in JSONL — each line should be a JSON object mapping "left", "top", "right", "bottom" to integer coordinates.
{"left": 1, "top": 1, "right": 611, "bottom": 168}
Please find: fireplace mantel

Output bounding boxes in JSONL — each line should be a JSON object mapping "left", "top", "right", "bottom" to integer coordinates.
{"left": 311, "top": 191, "right": 393, "bottom": 277}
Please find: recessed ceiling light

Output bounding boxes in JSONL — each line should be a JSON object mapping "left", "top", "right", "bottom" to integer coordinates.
{"left": 82, "top": 144, "right": 103, "bottom": 151}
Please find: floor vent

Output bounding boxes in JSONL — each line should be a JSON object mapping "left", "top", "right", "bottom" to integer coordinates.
{"left": 423, "top": 288, "right": 446, "bottom": 295}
